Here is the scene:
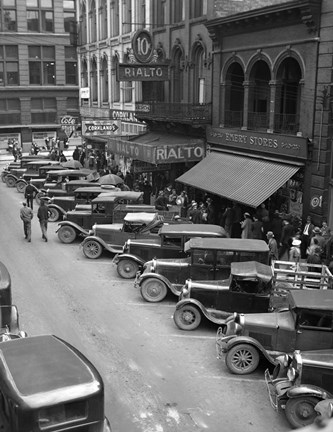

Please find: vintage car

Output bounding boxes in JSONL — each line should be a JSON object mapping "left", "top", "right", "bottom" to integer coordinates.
{"left": 216, "top": 290, "right": 333, "bottom": 376}
{"left": 113, "top": 224, "right": 228, "bottom": 280}
{"left": 0, "top": 335, "right": 111, "bottom": 431}
{"left": 14, "top": 160, "right": 62, "bottom": 192}
{"left": 0, "top": 261, "right": 12, "bottom": 306}
{"left": 265, "top": 349, "right": 333, "bottom": 428}
{"left": 134, "top": 238, "right": 269, "bottom": 303}
{"left": 81, "top": 212, "right": 165, "bottom": 259}
{"left": 4, "top": 155, "right": 51, "bottom": 187}
{"left": 173, "top": 261, "right": 286, "bottom": 331}
{"left": 56, "top": 192, "right": 145, "bottom": 243}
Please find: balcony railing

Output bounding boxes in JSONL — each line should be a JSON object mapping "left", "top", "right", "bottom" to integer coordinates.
{"left": 135, "top": 102, "right": 212, "bottom": 125}
{"left": 248, "top": 112, "right": 269, "bottom": 130}
{"left": 274, "top": 113, "right": 300, "bottom": 134}
{"left": 224, "top": 110, "right": 243, "bottom": 128}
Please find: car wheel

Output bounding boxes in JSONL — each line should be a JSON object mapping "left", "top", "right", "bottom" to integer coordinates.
{"left": 5, "top": 177, "right": 15, "bottom": 187}
{"left": 225, "top": 344, "right": 260, "bottom": 375}
{"left": 173, "top": 305, "right": 202, "bottom": 330}
{"left": 16, "top": 181, "right": 26, "bottom": 193}
{"left": 117, "top": 260, "right": 139, "bottom": 279}
{"left": 83, "top": 240, "right": 103, "bottom": 259}
{"left": 140, "top": 278, "right": 168, "bottom": 302}
{"left": 35, "top": 192, "right": 45, "bottom": 205}
{"left": 48, "top": 208, "right": 60, "bottom": 222}
{"left": 58, "top": 226, "right": 76, "bottom": 244}
{"left": 1, "top": 173, "right": 7, "bottom": 183}
{"left": 285, "top": 397, "right": 320, "bottom": 429}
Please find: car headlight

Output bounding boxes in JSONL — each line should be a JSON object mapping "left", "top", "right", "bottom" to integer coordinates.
{"left": 123, "top": 240, "right": 129, "bottom": 253}
{"left": 151, "top": 259, "right": 156, "bottom": 273}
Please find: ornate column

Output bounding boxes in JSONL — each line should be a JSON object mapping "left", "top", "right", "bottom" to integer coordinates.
{"left": 268, "top": 80, "right": 277, "bottom": 133}
{"left": 241, "top": 80, "right": 250, "bottom": 130}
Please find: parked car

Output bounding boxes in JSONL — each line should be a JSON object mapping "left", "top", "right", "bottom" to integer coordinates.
{"left": 81, "top": 212, "right": 165, "bottom": 259}
{"left": 4, "top": 155, "right": 51, "bottom": 187}
{"left": 173, "top": 260, "right": 286, "bottom": 331}
{"left": 134, "top": 237, "right": 269, "bottom": 303}
{"left": 0, "top": 335, "right": 111, "bottom": 431}
{"left": 265, "top": 349, "right": 333, "bottom": 428}
{"left": 56, "top": 192, "right": 145, "bottom": 243}
{"left": 0, "top": 261, "right": 12, "bottom": 306}
{"left": 113, "top": 224, "right": 228, "bottom": 280}
{"left": 15, "top": 160, "right": 62, "bottom": 193}
{"left": 216, "top": 290, "right": 333, "bottom": 375}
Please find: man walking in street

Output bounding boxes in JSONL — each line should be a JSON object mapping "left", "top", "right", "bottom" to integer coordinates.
{"left": 24, "top": 180, "right": 35, "bottom": 209}
{"left": 20, "top": 202, "right": 33, "bottom": 242}
{"left": 37, "top": 200, "right": 51, "bottom": 242}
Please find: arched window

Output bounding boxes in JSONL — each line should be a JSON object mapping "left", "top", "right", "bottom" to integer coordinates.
{"left": 99, "top": 0, "right": 107, "bottom": 40}
{"left": 80, "top": 2, "right": 87, "bottom": 45}
{"left": 224, "top": 63, "right": 244, "bottom": 128}
{"left": 192, "top": 45, "right": 205, "bottom": 103}
{"left": 275, "top": 58, "right": 302, "bottom": 134}
{"left": 81, "top": 59, "right": 88, "bottom": 88}
{"left": 90, "top": 57, "right": 97, "bottom": 102}
{"left": 111, "top": 56, "right": 120, "bottom": 103}
{"left": 171, "top": 48, "right": 183, "bottom": 103}
{"left": 89, "top": 0, "right": 97, "bottom": 43}
{"left": 248, "top": 60, "right": 271, "bottom": 130}
{"left": 101, "top": 56, "right": 108, "bottom": 103}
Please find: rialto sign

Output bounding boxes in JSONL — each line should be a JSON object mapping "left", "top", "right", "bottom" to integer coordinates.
{"left": 107, "top": 138, "right": 205, "bottom": 164}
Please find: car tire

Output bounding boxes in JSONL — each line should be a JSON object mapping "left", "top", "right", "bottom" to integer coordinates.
{"left": 285, "top": 396, "right": 320, "bottom": 429}
{"left": 35, "top": 192, "right": 45, "bottom": 205}
{"left": 117, "top": 260, "right": 139, "bottom": 279}
{"left": 5, "top": 177, "right": 15, "bottom": 187}
{"left": 16, "top": 181, "right": 26, "bottom": 193}
{"left": 140, "top": 278, "right": 168, "bottom": 302}
{"left": 48, "top": 208, "right": 60, "bottom": 222}
{"left": 225, "top": 344, "right": 260, "bottom": 375}
{"left": 173, "top": 305, "right": 202, "bottom": 330}
{"left": 1, "top": 173, "right": 7, "bottom": 183}
{"left": 58, "top": 226, "right": 76, "bottom": 244}
{"left": 83, "top": 240, "right": 103, "bottom": 259}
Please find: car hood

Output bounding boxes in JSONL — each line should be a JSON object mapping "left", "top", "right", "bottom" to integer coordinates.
{"left": 93, "top": 224, "right": 123, "bottom": 234}
{"left": 242, "top": 310, "right": 292, "bottom": 331}
{"left": 128, "top": 238, "right": 161, "bottom": 247}
{"left": 143, "top": 257, "right": 190, "bottom": 274}
{"left": 297, "top": 349, "right": 333, "bottom": 366}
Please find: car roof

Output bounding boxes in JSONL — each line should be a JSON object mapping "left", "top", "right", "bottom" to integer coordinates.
{"left": 26, "top": 160, "right": 58, "bottom": 166}
{"left": 67, "top": 180, "right": 100, "bottom": 186}
{"left": 160, "top": 224, "right": 227, "bottom": 236}
{"left": 231, "top": 261, "right": 272, "bottom": 282}
{"left": 185, "top": 237, "right": 269, "bottom": 251}
{"left": 74, "top": 186, "right": 105, "bottom": 193}
{"left": 124, "top": 212, "right": 157, "bottom": 223}
{"left": 92, "top": 191, "right": 142, "bottom": 203}
{"left": 46, "top": 169, "right": 92, "bottom": 176}
{"left": 289, "top": 290, "right": 333, "bottom": 310}
{"left": 0, "top": 335, "right": 102, "bottom": 406}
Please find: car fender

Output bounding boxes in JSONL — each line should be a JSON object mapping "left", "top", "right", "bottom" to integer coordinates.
{"left": 48, "top": 204, "right": 66, "bottom": 216}
{"left": 15, "top": 178, "right": 27, "bottom": 186}
{"left": 139, "top": 272, "right": 172, "bottom": 291}
{"left": 224, "top": 336, "right": 276, "bottom": 364}
{"left": 81, "top": 236, "right": 123, "bottom": 254}
{"left": 287, "top": 385, "right": 332, "bottom": 401}
{"left": 175, "top": 298, "right": 229, "bottom": 325}
{"left": 116, "top": 254, "right": 146, "bottom": 268}
{"left": 56, "top": 221, "right": 89, "bottom": 236}
{"left": 5, "top": 173, "right": 18, "bottom": 182}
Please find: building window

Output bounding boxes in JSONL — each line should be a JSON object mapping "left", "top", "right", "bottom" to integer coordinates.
{"left": 122, "top": 0, "right": 131, "bottom": 34}
{"left": 27, "top": 0, "right": 54, "bottom": 33}
{"left": 190, "top": 0, "right": 207, "bottom": 19}
{"left": 224, "top": 63, "right": 244, "bottom": 128}
{"left": 81, "top": 59, "right": 88, "bottom": 88}
{"left": 66, "top": 97, "right": 79, "bottom": 118}
{"left": 139, "top": 0, "right": 146, "bottom": 26}
{"left": 248, "top": 60, "right": 271, "bottom": 130}
{"left": 90, "top": 58, "right": 97, "bottom": 102}
{"left": 171, "top": 48, "right": 183, "bottom": 102}
{"left": 80, "top": 3, "right": 87, "bottom": 45}
{"left": 31, "top": 97, "right": 57, "bottom": 123}
{"left": 28, "top": 46, "right": 55, "bottom": 85}
{"left": 111, "top": 56, "right": 120, "bottom": 103}
{"left": 99, "top": 0, "right": 107, "bottom": 40}
{"left": 65, "top": 46, "right": 77, "bottom": 85}
{"left": 0, "top": 45, "right": 19, "bottom": 85}
{"left": 110, "top": 1, "right": 119, "bottom": 37}
{"left": 64, "top": 0, "right": 75, "bottom": 32}
{"left": 101, "top": 56, "right": 108, "bottom": 103}
{"left": 123, "top": 81, "right": 132, "bottom": 103}
{"left": 0, "top": 98, "right": 20, "bottom": 124}
{"left": 153, "top": 0, "right": 165, "bottom": 28}
{"left": 0, "top": 0, "right": 17, "bottom": 32}
{"left": 89, "top": 0, "right": 97, "bottom": 42}
{"left": 171, "top": 0, "right": 184, "bottom": 24}
{"left": 192, "top": 45, "right": 205, "bottom": 103}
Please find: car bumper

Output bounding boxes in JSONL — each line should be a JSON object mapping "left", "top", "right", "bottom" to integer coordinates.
{"left": 112, "top": 254, "right": 119, "bottom": 265}
{"left": 134, "top": 271, "right": 142, "bottom": 289}
{"left": 215, "top": 327, "right": 233, "bottom": 359}
{"left": 264, "top": 369, "right": 291, "bottom": 411}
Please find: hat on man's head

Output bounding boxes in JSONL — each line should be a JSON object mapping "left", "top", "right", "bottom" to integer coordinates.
{"left": 244, "top": 212, "right": 251, "bottom": 217}
{"left": 313, "top": 226, "right": 321, "bottom": 234}
{"left": 292, "top": 239, "right": 302, "bottom": 246}
{"left": 266, "top": 231, "right": 274, "bottom": 238}
{"left": 22, "top": 202, "right": 26, "bottom": 206}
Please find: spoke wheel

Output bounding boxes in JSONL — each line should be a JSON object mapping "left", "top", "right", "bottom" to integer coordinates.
{"left": 6, "top": 177, "right": 16, "bottom": 187}
{"left": 285, "top": 397, "right": 320, "bottom": 429}
{"left": 83, "top": 240, "right": 103, "bottom": 259}
{"left": 16, "top": 181, "right": 26, "bottom": 193}
{"left": 174, "top": 305, "right": 202, "bottom": 330}
{"left": 140, "top": 278, "right": 167, "bottom": 302}
{"left": 117, "top": 260, "right": 139, "bottom": 279}
{"left": 48, "top": 208, "right": 60, "bottom": 222}
{"left": 225, "top": 344, "right": 260, "bottom": 375}
{"left": 58, "top": 226, "right": 76, "bottom": 244}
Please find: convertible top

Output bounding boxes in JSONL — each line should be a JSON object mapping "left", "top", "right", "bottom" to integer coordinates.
{"left": 124, "top": 212, "right": 157, "bottom": 224}
{"left": 289, "top": 290, "right": 333, "bottom": 310}
{"left": 231, "top": 261, "right": 272, "bottom": 283}
{"left": 185, "top": 237, "right": 269, "bottom": 253}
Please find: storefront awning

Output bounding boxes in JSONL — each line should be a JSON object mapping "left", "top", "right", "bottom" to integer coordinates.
{"left": 176, "top": 152, "right": 300, "bottom": 208}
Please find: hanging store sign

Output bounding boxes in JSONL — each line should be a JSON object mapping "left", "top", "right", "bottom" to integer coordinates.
{"left": 132, "top": 30, "right": 154, "bottom": 63}
{"left": 82, "top": 120, "right": 120, "bottom": 136}
{"left": 107, "top": 138, "right": 204, "bottom": 164}
{"left": 109, "top": 109, "right": 143, "bottom": 124}
{"left": 207, "top": 126, "right": 307, "bottom": 160}
{"left": 117, "top": 64, "right": 169, "bottom": 81}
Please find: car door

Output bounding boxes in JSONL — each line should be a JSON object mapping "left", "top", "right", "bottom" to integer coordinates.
{"left": 295, "top": 309, "right": 333, "bottom": 351}
{"left": 214, "top": 250, "right": 235, "bottom": 280}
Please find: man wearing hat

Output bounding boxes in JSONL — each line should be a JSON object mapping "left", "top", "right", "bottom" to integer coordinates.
{"left": 266, "top": 231, "right": 278, "bottom": 264}
{"left": 309, "top": 226, "right": 325, "bottom": 251}
{"left": 20, "top": 202, "right": 33, "bottom": 242}
{"left": 301, "top": 216, "right": 314, "bottom": 259}
{"left": 289, "top": 238, "right": 301, "bottom": 263}
{"left": 279, "top": 219, "right": 295, "bottom": 259}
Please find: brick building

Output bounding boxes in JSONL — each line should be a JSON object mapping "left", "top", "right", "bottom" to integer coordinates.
{"left": 0, "top": 0, "right": 79, "bottom": 151}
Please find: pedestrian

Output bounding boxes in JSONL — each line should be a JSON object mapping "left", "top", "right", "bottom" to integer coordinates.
{"left": 59, "top": 150, "right": 67, "bottom": 162}
{"left": 188, "top": 202, "right": 203, "bottom": 223}
{"left": 72, "top": 146, "right": 80, "bottom": 161}
{"left": 289, "top": 238, "right": 301, "bottom": 263}
{"left": 230, "top": 202, "right": 242, "bottom": 238}
{"left": 176, "top": 191, "right": 189, "bottom": 218}
{"left": 270, "top": 210, "right": 283, "bottom": 245}
{"left": 252, "top": 215, "right": 264, "bottom": 239}
{"left": 154, "top": 190, "right": 169, "bottom": 211}
{"left": 266, "top": 231, "right": 278, "bottom": 264}
{"left": 279, "top": 219, "right": 294, "bottom": 259}
{"left": 12, "top": 144, "right": 18, "bottom": 162}
{"left": 307, "top": 247, "right": 322, "bottom": 273}
{"left": 24, "top": 180, "right": 35, "bottom": 210}
{"left": 141, "top": 180, "right": 153, "bottom": 205}
{"left": 301, "top": 215, "right": 314, "bottom": 258}
{"left": 205, "top": 198, "right": 216, "bottom": 224}
{"left": 241, "top": 212, "right": 253, "bottom": 239}
{"left": 309, "top": 226, "right": 326, "bottom": 251}
{"left": 37, "top": 200, "right": 51, "bottom": 242}
{"left": 20, "top": 202, "right": 33, "bottom": 242}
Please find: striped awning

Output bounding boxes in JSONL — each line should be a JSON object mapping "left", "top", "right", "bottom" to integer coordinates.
{"left": 176, "top": 152, "right": 300, "bottom": 208}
